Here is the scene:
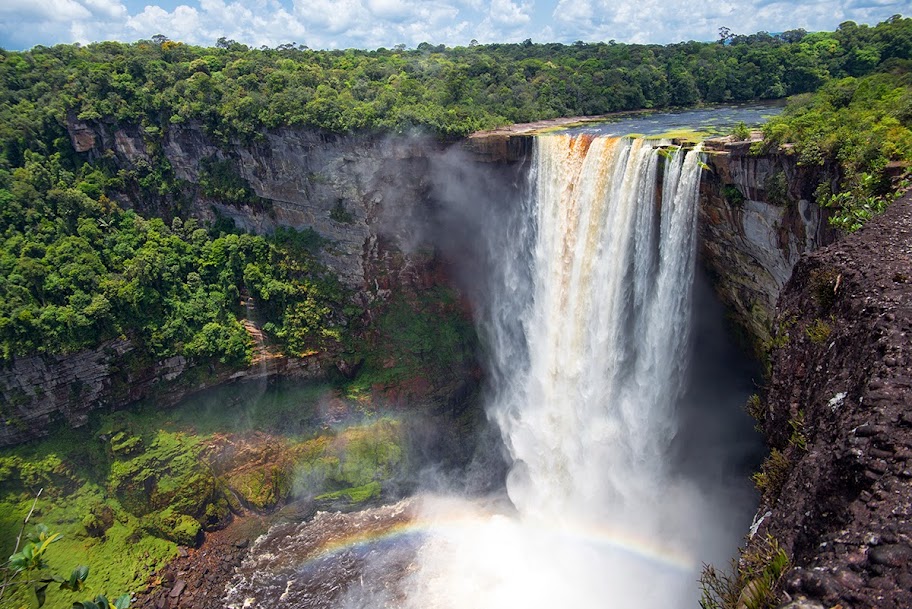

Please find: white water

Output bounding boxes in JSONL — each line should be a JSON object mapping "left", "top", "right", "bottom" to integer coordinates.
{"left": 403, "top": 135, "right": 716, "bottom": 609}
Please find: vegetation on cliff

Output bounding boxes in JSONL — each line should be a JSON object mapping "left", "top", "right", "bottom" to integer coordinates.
{"left": 0, "top": 145, "right": 347, "bottom": 362}
{"left": 760, "top": 69, "right": 912, "bottom": 230}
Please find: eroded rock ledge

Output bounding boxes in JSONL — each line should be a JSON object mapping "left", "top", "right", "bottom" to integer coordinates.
{"left": 751, "top": 195, "right": 912, "bottom": 609}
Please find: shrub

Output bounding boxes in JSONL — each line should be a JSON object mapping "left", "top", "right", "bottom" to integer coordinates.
{"left": 700, "top": 535, "right": 790, "bottom": 609}
{"left": 752, "top": 448, "right": 790, "bottom": 501}
{"left": 805, "top": 318, "right": 832, "bottom": 344}
{"left": 731, "top": 121, "right": 751, "bottom": 141}
{"left": 723, "top": 184, "right": 746, "bottom": 206}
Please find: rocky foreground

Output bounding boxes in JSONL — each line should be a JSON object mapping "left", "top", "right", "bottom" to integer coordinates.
{"left": 754, "top": 194, "right": 912, "bottom": 608}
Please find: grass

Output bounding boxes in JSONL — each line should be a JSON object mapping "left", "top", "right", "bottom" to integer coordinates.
{"left": 805, "top": 318, "right": 832, "bottom": 344}
{"left": 0, "top": 487, "right": 178, "bottom": 609}
{"left": 751, "top": 448, "right": 791, "bottom": 502}
{"left": 700, "top": 535, "right": 790, "bottom": 609}
{"left": 649, "top": 128, "right": 712, "bottom": 142}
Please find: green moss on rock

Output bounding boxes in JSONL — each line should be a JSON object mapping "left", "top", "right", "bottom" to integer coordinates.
{"left": 224, "top": 465, "right": 291, "bottom": 510}
{"left": 144, "top": 509, "right": 203, "bottom": 546}
{"left": 108, "top": 429, "right": 215, "bottom": 518}
{"left": 316, "top": 481, "right": 381, "bottom": 504}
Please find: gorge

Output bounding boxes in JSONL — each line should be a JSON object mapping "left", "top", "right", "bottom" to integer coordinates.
{"left": 1, "top": 106, "right": 906, "bottom": 609}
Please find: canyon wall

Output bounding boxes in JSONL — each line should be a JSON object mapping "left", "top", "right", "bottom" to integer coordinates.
{"left": 700, "top": 138, "right": 835, "bottom": 353}
{"left": 0, "top": 336, "right": 324, "bottom": 447}
{"left": 1, "top": 122, "right": 825, "bottom": 446}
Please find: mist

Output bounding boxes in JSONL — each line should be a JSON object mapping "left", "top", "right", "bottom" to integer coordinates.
{"left": 396, "top": 135, "right": 765, "bottom": 608}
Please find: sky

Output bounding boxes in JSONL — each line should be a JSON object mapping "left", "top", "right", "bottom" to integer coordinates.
{"left": 0, "top": 0, "right": 907, "bottom": 51}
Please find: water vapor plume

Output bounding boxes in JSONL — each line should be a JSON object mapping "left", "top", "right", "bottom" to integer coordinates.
{"left": 400, "top": 134, "right": 756, "bottom": 608}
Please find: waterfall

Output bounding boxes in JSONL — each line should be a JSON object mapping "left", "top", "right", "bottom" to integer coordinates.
{"left": 493, "top": 135, "right": 702, "bottom": 521}
{"left": 405, "top": 134, "right": 710, "bottom": 609}
{"left": 224, "top": 131, "right": 757, "bottom": 609}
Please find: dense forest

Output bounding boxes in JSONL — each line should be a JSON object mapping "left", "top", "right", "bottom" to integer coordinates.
{"left": 1, "top": 16, "right": 911, "bottom": 145}
{"left": 0, "top": 17, "right": 910, "bottom": 364}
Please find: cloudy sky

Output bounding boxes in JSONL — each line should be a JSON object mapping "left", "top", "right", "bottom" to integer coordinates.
{"left": 0, "top": 0, "right": 906, "bottom": 51}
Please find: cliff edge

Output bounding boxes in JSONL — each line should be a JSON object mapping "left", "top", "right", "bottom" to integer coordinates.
{"left": 753, "top": 194, "right": 912, "bottom": 609}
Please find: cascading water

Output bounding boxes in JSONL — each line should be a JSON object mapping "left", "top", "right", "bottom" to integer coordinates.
{"left": 227, "top": 133, "right": 754, "bottom": 609}
{"left": 400, "top": 134, "right": 714, "bottom": 609}
{"left": 493, "top": 134, "right": 702, "bottom": 520}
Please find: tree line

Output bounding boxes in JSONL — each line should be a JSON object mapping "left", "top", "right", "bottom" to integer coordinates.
{"left": 2, "top": 16, "right": 911, "bottom": 147}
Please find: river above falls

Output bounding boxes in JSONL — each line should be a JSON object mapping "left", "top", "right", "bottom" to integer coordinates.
{"left": 559, "top": 102, "right": 784, "bottom": 138}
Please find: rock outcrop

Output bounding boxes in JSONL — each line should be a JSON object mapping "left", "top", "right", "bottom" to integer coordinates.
{"left": 700, "top": 138, "right": 835, "bottom": 353}
{"left": 749, "top": 194, "right": 912, "bottom": 609}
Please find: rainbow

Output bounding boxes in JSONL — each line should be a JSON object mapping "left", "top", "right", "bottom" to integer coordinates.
{"left": 283, "top": 499, "right": 696, "bottom": 575}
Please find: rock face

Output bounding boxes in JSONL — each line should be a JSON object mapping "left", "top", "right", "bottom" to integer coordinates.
{"left": 749, "top": 195, "right": 912, "bottom": 609}
{"left": 79, "top": 120, "right": 459, "bottom": 293}
{"left": 0, "top": 336, "right": 324, "bottom": 447}
{"left": 700, "top": 138, "right": 835, "bottom": 352}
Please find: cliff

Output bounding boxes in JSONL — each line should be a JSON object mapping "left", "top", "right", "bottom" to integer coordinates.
{"left": 70, "top": 118, "right": 450, "bottom": 293}
{"left": 745, "top": 194, "right": 912, "bottom": 609}
{"left": 0, "top": 120, "right": 494, "bottom": 447}
{"left": 0, "top": 337, "right": 324, "bottom": 447}
{"left": 700, "top": 137, "right": 835, "bottom": 353}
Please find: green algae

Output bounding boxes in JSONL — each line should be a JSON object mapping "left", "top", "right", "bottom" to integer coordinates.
{"left": 647, "top": 128, "right": 711, "bottom": 142}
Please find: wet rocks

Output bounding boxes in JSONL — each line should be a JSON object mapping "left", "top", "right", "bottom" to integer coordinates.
{"left": 134, "top": 518, "right": 253, "bottom": 609}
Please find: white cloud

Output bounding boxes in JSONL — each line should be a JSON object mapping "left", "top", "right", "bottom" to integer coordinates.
{"left": 367, "top": 0, "right": 413, "bottom": 21}
{"left": 489, "top": 0, "right": 532, "bottom": 25}
{"left": 126, "top": 5, "right": 203, "bottom": 41}
{"left": 0, "top": 0, "right": 91, "bottom": 22}
{"left": 82, "top": 0, "right": 128, "bottom": 20}
{"left": 0, "top": 0, "right": 906, "bottom": 51}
